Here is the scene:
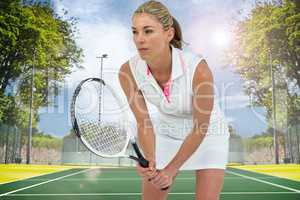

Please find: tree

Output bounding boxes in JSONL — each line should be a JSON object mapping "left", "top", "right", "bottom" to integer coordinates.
{"left": 0, "top": 0, "right": 83, "bottom": 128}
{"left": 228, "top": 1, "right": 300, "bottom": 131}
{"left": 33, "top": 134, "right": 62, "bottom": 150}
{"left": 228, "top": 0, "right": 299, "bottom": 110}
{"left": 227, "top": 0, "right": 299, "bottom": 162}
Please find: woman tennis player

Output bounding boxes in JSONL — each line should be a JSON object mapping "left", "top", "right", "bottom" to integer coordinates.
{"left": 118, "top": 1, "right": 229, "bottom": 199}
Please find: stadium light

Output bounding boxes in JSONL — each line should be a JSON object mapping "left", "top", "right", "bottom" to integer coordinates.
{"left": 96, "top": 54, "right": 108, "bottom": 122}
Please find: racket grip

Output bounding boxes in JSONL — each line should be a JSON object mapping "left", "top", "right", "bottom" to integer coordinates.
{"left": 141, "top": 160, "right": 170, "bottom": 191}
{"left": 132, "top": 142, "right": 149, "bottom": 168}
{"left": 131, "top": 142, "right": 169, "bottom": 191}
{"left": 137, "top": 156, "right": 169, "bottom": 190}
{"left": 139, "top": 157, "right": 149, "bottom": 168}
{"left": 141, "top": 159, "right": 169, "bottom": 190}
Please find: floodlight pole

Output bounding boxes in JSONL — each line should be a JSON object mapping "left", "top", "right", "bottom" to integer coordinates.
{"left": 26, "top": 49, "right": 35, "bottom": 164}
{"left": 270, "top": 51, "right": 279, "bottom": 164}
{"left": 96, "top": 54, "right": 108, "bottom": 122}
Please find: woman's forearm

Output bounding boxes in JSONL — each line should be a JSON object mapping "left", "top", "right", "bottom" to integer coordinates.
{"left": 137, "top": 122, "right": 156, "bottom": 161}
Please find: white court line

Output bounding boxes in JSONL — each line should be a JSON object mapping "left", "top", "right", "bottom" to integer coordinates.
{"left": 0, "top": 169, "right": 91, "bottom": 197}
{"left": 5, "top": 176, "right": 291, "bottom": 183}
{"left": 228, "top": 169, "right": 300, "bottom": 183}
{"left": 12, "top": 178, "right": 194, "bottom": 181}
{"left": 6, "top": 191, "right": 299, "bottom": 196}
{"left": 226, "top": 170, "right": 300, "bottom": 193}
{"left": 15, "top": 176, "right": 284, "bottom": 181}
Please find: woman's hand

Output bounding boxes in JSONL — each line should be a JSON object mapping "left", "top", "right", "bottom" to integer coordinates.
{"left": 150, "top": 166, "right": 178, "bottom": 189}
{"left": 136, "top": 159, "right": 158, "bottom": 180}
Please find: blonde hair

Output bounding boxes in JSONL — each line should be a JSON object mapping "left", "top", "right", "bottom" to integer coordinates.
{"left": 133, "top": 0, "right": 183, "bottom": 49}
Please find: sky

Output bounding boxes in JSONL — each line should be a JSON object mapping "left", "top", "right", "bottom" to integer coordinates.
{"left": 37, "top": 0, "right": 268, "bottom": 138}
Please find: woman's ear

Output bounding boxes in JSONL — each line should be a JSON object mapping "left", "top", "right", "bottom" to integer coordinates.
{"left": 166, "top": 27, "right": 175, "bottom": 42}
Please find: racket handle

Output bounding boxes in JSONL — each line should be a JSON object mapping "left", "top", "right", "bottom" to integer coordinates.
{"left": 131, "top": 142, "right": 169, "bottom": 191}
{"left": 139, "top": 157, "right": 149, "bottom": 168}
{"left": 140, "top": 159, "right": 169, "bottom": 190}
{"left": 132, "top": 142, "right": 149, "bottom": 167}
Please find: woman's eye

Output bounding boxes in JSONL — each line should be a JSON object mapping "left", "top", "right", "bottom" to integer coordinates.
{"left": 145, "top": 29, "right": 153, "bottom": 34}
{"left": 132, "top": 30, "right": 137, "bottom": 34}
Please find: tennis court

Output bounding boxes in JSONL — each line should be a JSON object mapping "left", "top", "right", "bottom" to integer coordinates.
{"left": 0, "top": 167, "right": 299, "bottom": 200}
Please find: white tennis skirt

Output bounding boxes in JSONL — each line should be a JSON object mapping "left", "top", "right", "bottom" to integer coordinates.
{"left": 155, "top": 133, "right": 229, "bottom": 170}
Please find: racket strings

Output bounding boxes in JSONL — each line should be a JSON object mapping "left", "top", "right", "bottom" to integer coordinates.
{"left": 77, "top": 113, "right": 128, "bottom": 155}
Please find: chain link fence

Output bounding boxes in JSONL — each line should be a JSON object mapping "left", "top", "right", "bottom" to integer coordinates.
{"left": 61, "top": 135, "right": 135, "bottom": 166}
{"left": 0, "top": 124, "right": 22, "bottom": 164}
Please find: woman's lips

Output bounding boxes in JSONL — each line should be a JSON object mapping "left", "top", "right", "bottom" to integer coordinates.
{"left": 138, "top": 48, "right": 149, "bottom": 53}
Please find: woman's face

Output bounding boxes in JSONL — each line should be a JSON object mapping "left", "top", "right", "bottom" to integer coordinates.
{"left": 132, "top": 13, "right": 174, "bottom": 61}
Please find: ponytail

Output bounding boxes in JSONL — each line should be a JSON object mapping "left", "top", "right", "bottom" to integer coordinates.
{"left": 170, "top": 16, "right": 183, "bottom": 49}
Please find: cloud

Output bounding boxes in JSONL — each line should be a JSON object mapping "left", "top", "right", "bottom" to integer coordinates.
{"left": 54, "top": 0, "right": 109, "bottom": 21}
{"left": 225, "top": 116, "right": 237, "bottom": 126}
{"left": 54, "top": 0, "right": 137, "bottom": 94}
{"left": 190, "top": 0, "right": 253, "bottom": 15}
{"left": 66, "top": 21, "right": 134, "bottom": 86}
{"left": 221, "top": 93, "right": 250, "bottom": 110}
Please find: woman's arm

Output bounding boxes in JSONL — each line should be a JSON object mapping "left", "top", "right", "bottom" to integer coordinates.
{"left": 151, "top": 59, "right": 214, "bottom": 188}
{"left": 118, "top": 61, "right": 156, "bottom": 162}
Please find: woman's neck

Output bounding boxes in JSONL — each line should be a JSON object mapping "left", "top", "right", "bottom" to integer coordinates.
{"left": 147, "top": 46, "right": 172, "bottom": 75}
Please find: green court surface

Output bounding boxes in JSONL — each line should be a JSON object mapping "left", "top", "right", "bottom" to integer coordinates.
{"left": 0, "top": 167, "right": 299, "bottom": 200}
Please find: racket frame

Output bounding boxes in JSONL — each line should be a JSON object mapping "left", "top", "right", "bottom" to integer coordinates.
{"left": 70, "top": 77, "right": 148, "bottom": 166}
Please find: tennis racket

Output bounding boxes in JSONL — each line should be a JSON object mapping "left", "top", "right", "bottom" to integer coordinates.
{"left": 70, "top": 77, "right": 168, "bottom": 190}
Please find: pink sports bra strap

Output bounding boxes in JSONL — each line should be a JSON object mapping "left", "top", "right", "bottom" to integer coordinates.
{"left": 145, "top": 52, "right": 186, "bottom": 103}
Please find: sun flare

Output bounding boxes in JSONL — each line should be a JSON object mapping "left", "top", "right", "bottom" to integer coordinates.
{"left": 212, "top": 29, "right": 231, "bottom": 48}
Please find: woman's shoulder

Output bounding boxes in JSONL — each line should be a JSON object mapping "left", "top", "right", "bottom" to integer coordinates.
{"left": 176, "top": 47, "right": 204, "bottom": 66}
{"left": 119, "top": 53, "right": 144, "bottom": 83}
{"left": 129, "top": 53, "right": 141, "bottom": 64}
{"left": 127, "top": 54, "right": 143, "bottom": 71}
{"left": 119, "top": 54, "right": 139, "bottom": 72}
{"left": 174, "top": 47, "right": 205, "bottom": 74}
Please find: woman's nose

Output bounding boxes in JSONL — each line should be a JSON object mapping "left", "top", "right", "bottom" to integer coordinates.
{"left": 136, "top": 33, "right": 146, "bottom": 43}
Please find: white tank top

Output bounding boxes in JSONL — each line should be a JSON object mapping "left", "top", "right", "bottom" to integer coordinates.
{"left": 129, "top": 46, "right": 229, "bottom": 140}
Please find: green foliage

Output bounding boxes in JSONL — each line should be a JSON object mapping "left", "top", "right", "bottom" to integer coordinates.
{"left": 0, "top": 93, "right": 25, "bottom": 125}
{"left": 227, "top": 0, "right": 300, "bottom": 127}
{"left": 32, "top": 134, "right": 62, "bottom": 149}
{"left": 0, "top": 0, "right": 83, "bottom": 130}
{"left": 0, "top": 93, "right": 10, "bottom": 122}
{"left": 244, "top": 135, "right": 273, "bottom": 152}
